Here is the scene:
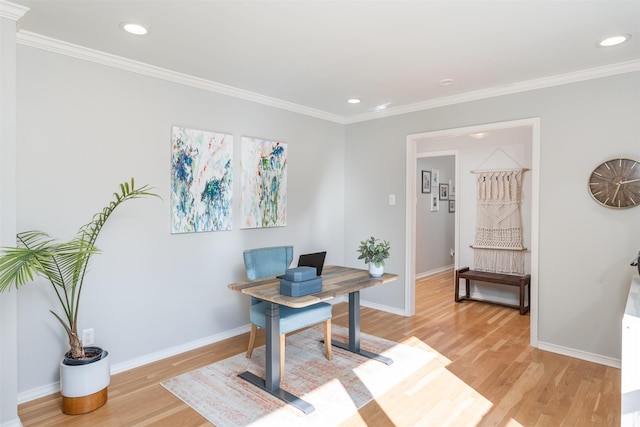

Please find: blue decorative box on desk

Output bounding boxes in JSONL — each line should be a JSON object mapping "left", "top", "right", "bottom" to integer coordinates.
{"left": 280, "top": 267, "right": 322, "bottom": 296}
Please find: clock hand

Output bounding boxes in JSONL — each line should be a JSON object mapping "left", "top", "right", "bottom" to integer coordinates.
{"left": 619, "top": 178, "right": 640, "bottom": 185}
{"left": 612, "top": 182, "right": 621, "bottom": 202}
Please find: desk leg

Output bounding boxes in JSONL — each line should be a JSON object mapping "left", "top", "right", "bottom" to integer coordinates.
{"left": 265, "top": 302, "right": 279, "bottom": 390}
{"left": 349, "top": 291, "right": 360, "bottom": 352}
{"left": 238, "top": 302, "right": 315, "bottom": 414}
{"left": 330, "top": 291, "right": 393, "bottom": 365}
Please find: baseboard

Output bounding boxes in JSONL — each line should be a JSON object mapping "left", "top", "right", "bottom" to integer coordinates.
{"left": 0, "top": 418, "right": 23, "bottom": 427}
{"left": 17, "top": 382, "right": 59, "bottom": 405}
{"left": 359, "top": 299, "right": 407, "bottom": 316}
{"left": 462, "top": 291, "right": 520, "bottom": 307}
{"left": 110, "top": 324, "right": 250, "bottom": 375}
{"left": 17, "top": 324, "right": 250, "bottom": 404}
{"left": 416, "top": 265, "right": 454, "bottom": 280}
{"left": 537, "top": 340, "right": 621, "bottom": 368}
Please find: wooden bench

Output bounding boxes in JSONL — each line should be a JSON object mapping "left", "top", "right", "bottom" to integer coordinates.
{"left": 455, "top": 267, "right": 530, "bottom": 315}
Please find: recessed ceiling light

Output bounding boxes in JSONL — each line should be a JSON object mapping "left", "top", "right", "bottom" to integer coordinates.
{"left": 374, "top": 102, "right": 391, "bottom": 112}
{"left": 439, "top": 78, "right": 454, "bottom": 86}
{"left": 120, "top": 22, "right": 148, "bottom": 35}
{"left": 597, "top": 34, "right": 631, "bottom": 47}
{"left": 347, "top": 98, "right": 362, "bottom": 104}
{"left": 470, "top": 132, "right": 489, "bottom": 139}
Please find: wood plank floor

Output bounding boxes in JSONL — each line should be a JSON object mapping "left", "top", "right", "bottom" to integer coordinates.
{"left": 18, "top": 270, "right": 620, "bottom": 426}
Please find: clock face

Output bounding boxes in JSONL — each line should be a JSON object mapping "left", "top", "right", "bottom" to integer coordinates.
{"left": 588, "top": 158, "right": 640, "bottom": 209}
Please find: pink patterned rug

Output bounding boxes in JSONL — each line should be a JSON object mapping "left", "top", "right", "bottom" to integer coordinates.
{"left": 161, "top": 325, "right": 437, "bottom": 426}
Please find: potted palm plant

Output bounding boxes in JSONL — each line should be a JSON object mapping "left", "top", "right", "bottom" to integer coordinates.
{"left": 0, "top": 178, "right": 159, "bottom": 414}
{"left": 357, "top": 236, "right": 391, "bottom": 277}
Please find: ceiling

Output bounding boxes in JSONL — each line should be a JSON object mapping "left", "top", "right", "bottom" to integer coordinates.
{"left": 10, "top": 1, "right": 640, "bottom": 122}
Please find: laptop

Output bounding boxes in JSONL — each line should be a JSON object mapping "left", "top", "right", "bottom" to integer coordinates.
{"left": 297, "top": 251, "right": 327, "bottom": 276}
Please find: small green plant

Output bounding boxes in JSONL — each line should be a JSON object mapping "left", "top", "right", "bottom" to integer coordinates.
{"left": 357, "top": 236, "right": 391, "bottom": 267}
{"left": 0, "top": 178, "right": 159, "bottom": 360}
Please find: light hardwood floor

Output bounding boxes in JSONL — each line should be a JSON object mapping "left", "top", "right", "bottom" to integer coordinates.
{"left": 19, "top": 270, "right": 620, "bottom": 426}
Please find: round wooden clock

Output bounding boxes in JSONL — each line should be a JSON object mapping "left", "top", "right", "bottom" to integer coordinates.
{"left": 588, "top": 158, "right": 640, "bottom": 209}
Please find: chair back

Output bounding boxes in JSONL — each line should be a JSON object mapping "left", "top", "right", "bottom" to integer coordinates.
{"left": 243, "top": 246, "right": 293, "bottom": 280}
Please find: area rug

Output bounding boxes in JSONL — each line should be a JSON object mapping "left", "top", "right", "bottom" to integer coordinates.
{"left": 161, "top": 325, "right": 438, "bottom": 426}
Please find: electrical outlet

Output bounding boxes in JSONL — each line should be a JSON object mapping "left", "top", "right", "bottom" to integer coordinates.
{"left": 82, "top": 328, "right": 94, "bottom": 346}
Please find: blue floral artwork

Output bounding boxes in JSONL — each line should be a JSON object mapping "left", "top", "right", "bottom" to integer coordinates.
{"left": 241, "top": 137, "right": 287, "bottom": 228}
{"left": 171, "top": 127, "right": 232, "bottom": 233}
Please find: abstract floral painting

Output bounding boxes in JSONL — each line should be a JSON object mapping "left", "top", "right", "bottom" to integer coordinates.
{"left": 241, "top": 137, "right": 287, "bottom": 228}
{"left": 171, "top": 127, "right": 232, "bottom": 233}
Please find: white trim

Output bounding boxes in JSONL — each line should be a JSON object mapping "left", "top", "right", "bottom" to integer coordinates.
{"left": 0, "top": 1, "right": 29, "bottom": 21}
{"left": 110, "top": 324, "right": 250, "bottom": 375}
{"left": 404, "top": 140, "right": 417, "bottom": 316}
{"left": 14, "top": 30, "right": 640, "bottom": 125}
{"left": 345, "top": 60, "right": 640, "bottom": 124}
{"left": 17, "top": 324, "right": 250, "bottom": 404}
{"left": 538, "top": 341, "right": 620, "bottom": 369}
{"left": 16, "top": 382, "right": 58, "bottom": 405}
{"left": 15, "top": 31, "right": 346, "bottom": 124}
{"left": 406, "top": 118, "right": 541, "bottom": 348}
{"left": 529, "top": 118, "right": 541, "bottom": 348}
{"left": 0, "top": 419, "right": 22, "bottom": 427}
{"left": 415, "top": 265, "right": 454, "bottom": 280}
{"left": 360, "top": 299, "right": 407, "bottom": 317}
{"left": 459, "top": 292, "right": 520, "bottom": 307}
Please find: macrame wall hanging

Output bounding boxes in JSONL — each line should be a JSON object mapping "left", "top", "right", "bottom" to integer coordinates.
{"left": 471, "top": 167, "right": 527, "bottom": 275}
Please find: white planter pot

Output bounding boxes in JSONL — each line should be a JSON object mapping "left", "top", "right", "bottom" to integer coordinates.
{"left": 369, "top": 263, "right": 384, "bottom": 277}
{"left": 60, "top": 351, "right": 110, "bottom": 414}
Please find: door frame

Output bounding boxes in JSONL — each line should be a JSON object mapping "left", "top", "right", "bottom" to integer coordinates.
{"left": 405, "top": 118, "right": 540, "bottom": 347}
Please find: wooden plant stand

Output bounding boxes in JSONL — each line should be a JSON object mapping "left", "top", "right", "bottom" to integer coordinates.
{"left": 455, "top": 267, "right": 530, "bottom": 315}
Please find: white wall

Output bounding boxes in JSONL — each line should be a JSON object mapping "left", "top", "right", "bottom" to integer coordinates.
{"left": 344, "top": 72, "right": 640, "bottom": 362}
{"left": 0, "top": 9, "right": 20, "bottom": 427}
{"left": 9, "top": 38, "right": 640, "bottom": 403}
{"left": 415, "top": 156, "right": 455, "bottom": 275}
{"left": 15, "top": 45, "right": 345, "bottom": 395}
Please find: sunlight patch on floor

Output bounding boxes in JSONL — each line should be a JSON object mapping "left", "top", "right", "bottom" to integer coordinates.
{"left": 358, "top": 335, "right": 525, "bottom": 427}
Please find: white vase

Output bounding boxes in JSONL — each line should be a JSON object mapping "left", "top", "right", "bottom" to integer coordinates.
{"left": 60, "top": 350, "right": 110, "bottom": 414}
{"left": 369, "top": 263, "right": 384, "bottom": 277}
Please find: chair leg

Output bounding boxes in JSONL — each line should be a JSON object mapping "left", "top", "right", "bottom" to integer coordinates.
{"left": 324, "top": 319, "right": 332, "bottom": 361}
{"left": 246, "top": 324, "right": 257, "bottom": 358}
{"left": 280, "top": 334, "right": 286, "bottom": 383}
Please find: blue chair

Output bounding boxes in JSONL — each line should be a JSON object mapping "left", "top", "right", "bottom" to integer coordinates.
{"left": 243, "top": 246, "right": 332, "bottom": 381}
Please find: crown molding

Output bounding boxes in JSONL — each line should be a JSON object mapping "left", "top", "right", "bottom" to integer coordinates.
{"left": 344, "top": 59, "right": 640, "bottom": 124}
{"left": 15, "top": 30, "right": 640, "bottom": 126}
{"left": 0, "top": 0, "right": 29, "bottom": 21}
{"left": 15, "top": 30, "right": 347, "bottom": 124}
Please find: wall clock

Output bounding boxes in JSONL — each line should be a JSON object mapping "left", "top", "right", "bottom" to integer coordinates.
{"left": 588, "top": 158, "right": 640, "bottom": 209}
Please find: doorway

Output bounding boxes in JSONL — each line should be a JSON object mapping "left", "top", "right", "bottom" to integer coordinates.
{"left": 405, "top": 118, "right": 540, "bottom": 347}
{"left": 415, "top": 152, "right": 457, "bottom": 279}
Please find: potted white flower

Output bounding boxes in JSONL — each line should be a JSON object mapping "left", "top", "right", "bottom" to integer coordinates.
{"left": 357, "top": 236, "right": 391, "bottom": 277}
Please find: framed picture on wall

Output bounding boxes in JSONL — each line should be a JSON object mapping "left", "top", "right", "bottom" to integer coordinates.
{"left": 421, "top": 170, "right": 431, "bottom": 193}
{"left": 432, "top": 168, "right": 439, "bottom": 186}
{"left": 439, "top": 183, "right": 449, "bottom": 200}
{"left": 449, "top": 199, "right": 455, "bottom": 213}
{"left": 430, "top": 192, "right": 439, "bottom": 211}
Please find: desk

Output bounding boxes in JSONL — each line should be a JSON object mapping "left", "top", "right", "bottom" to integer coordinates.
{"left": 228, "top": 265, "right": 398, "bottom": 414}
